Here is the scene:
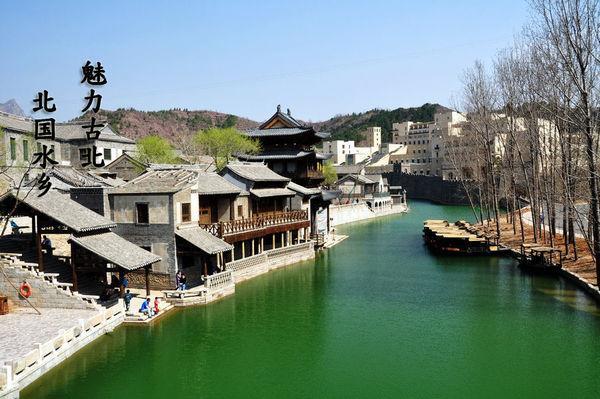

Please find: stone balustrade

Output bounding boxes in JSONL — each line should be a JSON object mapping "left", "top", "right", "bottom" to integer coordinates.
{"left": 266, "top": 241, "right": 314, "bottom": 258}
{"left": 0, "top": 301, "right": 124, "bottom": 396}
{"left": 226, "top": 253, "right": 268, "bottom": 273}
{"left": 204, "top": 270, "right": 233, "bottom": 290}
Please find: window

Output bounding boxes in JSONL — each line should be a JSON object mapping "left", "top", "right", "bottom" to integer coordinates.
{"left": 104, "top": 148, "right": 112, "bottom": 161}
{"left": 181, "top": 202, "right": 191, "bottom": 222}
{"left": 9, "top": 138, "right": 16, "bottom": 161}
{"left": 237, "top": 205, "right": 243, "bottom": 218}
{"left": 136, "top": 203, "right": 149, "bottom": 224}
{"left": 22, "top": 140, "right": 29, "bottom": 161}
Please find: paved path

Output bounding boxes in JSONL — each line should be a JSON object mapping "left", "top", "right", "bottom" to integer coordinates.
{"left": 0, "top": 307, "right": 98, "bottom": 364}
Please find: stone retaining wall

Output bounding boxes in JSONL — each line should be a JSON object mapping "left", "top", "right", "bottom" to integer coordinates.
{"left": 329, "top": 203, "right": 407, "bottom": 227}
{"left": 0, "top": 261, "right": 96, "bottom": 310}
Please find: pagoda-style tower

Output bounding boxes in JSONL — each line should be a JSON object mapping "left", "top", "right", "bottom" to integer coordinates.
{"left": 238, "top": 105, "right": 331, "bottom": 187}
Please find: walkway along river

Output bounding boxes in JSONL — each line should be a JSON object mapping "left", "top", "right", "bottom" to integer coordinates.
{"left": 22, "top": 201, "right": 600, "bottom": 398}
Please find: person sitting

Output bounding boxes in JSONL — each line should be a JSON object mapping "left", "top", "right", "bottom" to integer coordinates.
{"left": 139, "top": 297, "right": 154, "bottom": 318}
{"left": 41, "top": 235, "right": 53, "bottom": 255}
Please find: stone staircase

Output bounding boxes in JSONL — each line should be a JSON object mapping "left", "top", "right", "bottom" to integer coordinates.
{"left": 0, "top": 253, "right": 101, "bottom": 311}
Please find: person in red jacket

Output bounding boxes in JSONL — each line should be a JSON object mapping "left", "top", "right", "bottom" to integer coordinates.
{"left": 154, "top": 297, "right": 160, "bottom": 315}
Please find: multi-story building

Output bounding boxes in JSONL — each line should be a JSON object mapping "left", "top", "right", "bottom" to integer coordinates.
{"left": 322, "top": 140, "right": 358, "bottom": 165}
{"left": 238, "top": 105, "right": 331, "bottom": 188}
{"left": 391, "top": 110, "right": 467, "bottom": 176}
{"left": 357, "top": 126, "right": 382, "bottom": 150}
{"left": 441, "top": 115, "right": 558, "bottom": 181}
{"left": 105, "top": 163, "right": 313, "bottom": 289}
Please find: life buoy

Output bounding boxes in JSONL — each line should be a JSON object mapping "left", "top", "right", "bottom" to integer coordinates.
{"left": 19, "top": 282, "right": 32, "bottom": 298}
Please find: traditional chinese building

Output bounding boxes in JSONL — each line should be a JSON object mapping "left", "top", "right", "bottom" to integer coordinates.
{"left": 0, "top": 112, "right": 136, "bottom": 175}
{"left": 106, "top": 163, "right": 313, "bottom": 289}
{"left": 237, "top": 105, "right": 331, "bottom": 188}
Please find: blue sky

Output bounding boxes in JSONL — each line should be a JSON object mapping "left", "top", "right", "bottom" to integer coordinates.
{"left": 0, "top": 0, "right": 529, "bottom": 122}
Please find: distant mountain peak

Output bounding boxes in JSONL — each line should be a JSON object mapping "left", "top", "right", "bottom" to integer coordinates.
{"left": 0, "top": 99, "right": 25, "bottom": 117}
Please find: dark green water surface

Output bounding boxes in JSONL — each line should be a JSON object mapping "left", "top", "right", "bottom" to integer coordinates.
{"left": 23, "top": 201, "right": 600, "bottom": 398}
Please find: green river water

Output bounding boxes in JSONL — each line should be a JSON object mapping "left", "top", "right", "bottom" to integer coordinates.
{"left": 22, "top": 201, "right": 600, "bottom": 398}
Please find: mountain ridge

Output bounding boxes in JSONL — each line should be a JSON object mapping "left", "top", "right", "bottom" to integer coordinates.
{"left": 2, "top": 99, "right": 451, "bottom": 144}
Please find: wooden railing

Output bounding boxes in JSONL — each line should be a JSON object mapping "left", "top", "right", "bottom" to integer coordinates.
{"left": 305, "top": 169, "right": 323, "bottom": 179}
{"left": 199, "top": 210, "right": 309, "bottom": 238}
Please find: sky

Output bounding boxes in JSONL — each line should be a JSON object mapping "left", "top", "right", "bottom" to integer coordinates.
{"left": 0, "top": 0, "right": 530, "bottom": 123}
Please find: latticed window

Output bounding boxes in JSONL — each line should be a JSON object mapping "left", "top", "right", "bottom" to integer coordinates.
{"left": 181, "top": 203, "right": 191, "bottom": 222}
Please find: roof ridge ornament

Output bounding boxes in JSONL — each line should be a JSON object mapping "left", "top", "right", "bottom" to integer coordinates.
{"left": 287, "top": 108, "right": 291, "bottom": 116}
{"left": 277, "top": 104, "right": 281, "bottom": 113}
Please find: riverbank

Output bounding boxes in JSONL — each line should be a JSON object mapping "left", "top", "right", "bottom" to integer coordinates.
{"left": 480, "top": 212, "right": 600, "bottom": 301}
{"left": 21, "top": 200, "right": 600, "bottom": 399}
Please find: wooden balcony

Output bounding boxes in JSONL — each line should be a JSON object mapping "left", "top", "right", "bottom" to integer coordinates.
{"left": 200, "top": 210, "right": 310, "bottom": 242}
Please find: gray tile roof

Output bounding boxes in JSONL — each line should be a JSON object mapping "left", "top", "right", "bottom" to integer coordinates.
{"left": 334, "top": 164, "right": 365, "bottom": 175}
{"left": 286, "top": 182, "right": 321, "bottom": 196}
{"left": 70, "top": 232, "right": 161, "bottom": 270}
{"left": 47, "top": 166, "right": 107, "bottom": 188}
{"left": 237, "top": 149, "right": 313, "bottom": 160}
{"left": 0, "top": 112, "right": 134, "bottom": 144}
{"left": 364, "top": 174, "right": 383, "bottom": 183}
{"left": 336, "top": 174, "right": 377, "bottom": 185}
{"left": 258, "top": 107, "right": 304, "bottom": 129}
{"left": 244, "top": 127, "right": 312, "bottom": 137}
{"left": 250, "top": 188, "right": 296, "bottom": 198}
{"left": 54, "top": 122, "right": 135, "bottom": 144}
{"left": 110, "top": 169, "right": 239, "bottom": 195}
{"left": 175, "top": 225, "right": 233, "bottom": 254}
{"left": 3, "top": 189, "right": 116, "bottom": 232}
{"left": 147, "top": 163, "right": 215, "bottom": 172}
{"left": 110, "top": 169, "right": 198, "bottom": 194}
{"left": 225, "top": 163, "right": 289, "bottom": 183}
{"left": 196, "top": 174, "right": 241, "bottom": 195}
{"left": 0, "top": 112, "right": 33, "bottom": 133}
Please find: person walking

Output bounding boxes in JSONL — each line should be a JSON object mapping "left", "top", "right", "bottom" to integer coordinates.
{"left": 124, "top": 289, "right": 132, "bottom": 312}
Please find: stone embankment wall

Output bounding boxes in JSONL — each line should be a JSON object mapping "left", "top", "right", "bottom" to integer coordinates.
{"left": 329, "top": 203, "right": 408, "bottom": 227}
{"left": 0, "top": 260, "right": 96, "bottom": 310}
{"left": 381, "top": 165, "right": 475, "bottom": 205}
{"left": 0, "top": 302, "right": 124, "bottom": 398}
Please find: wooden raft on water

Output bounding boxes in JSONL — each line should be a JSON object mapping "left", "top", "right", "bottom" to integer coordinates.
{"left": 515, "top": 243, "right": 563, "bottom": 272}
{"left": 422, "top": 220, "right": 504, "bottom": 255}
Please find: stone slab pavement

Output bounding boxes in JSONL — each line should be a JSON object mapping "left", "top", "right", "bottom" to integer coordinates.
{"left": 0, "top": 307, "right": 99, "bottom": 364}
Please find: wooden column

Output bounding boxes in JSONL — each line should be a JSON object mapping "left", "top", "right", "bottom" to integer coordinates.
{"left": 144, "top": 265, "right": 150, "bottom": 296}
{"left": 36, "top": 222, "right": 44, "bottom": 272}
{"left": 260, "top": 237, "right": 264, "bottom": 253}
{"left": 231, "top": 248, "right": 235, "bottom": 261}
{"left": 281, "top": 232, "right": 285, "bottom": 247}
{"left": 272, "top": 234, "right": 275, "bottom": 249}
{"left": 70, "top": 242, "right": 78, "bottom": 292}
{"left": 251, "top": 239, "right": 255, "bottom": 256}
{"left": 217, "top": 252, "right": 221, "bottom": 269}
{"left": 203, "top": 259, "right": 208, "bottom": 277}
{"left": 31, "top": 216, "right": 36, "bottom": 245}
{"left": 242, "top": 241, "right": 245, "bottom": 258}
